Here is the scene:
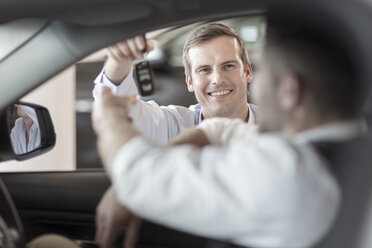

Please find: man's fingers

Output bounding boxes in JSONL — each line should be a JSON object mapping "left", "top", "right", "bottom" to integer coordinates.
{"left": 134, "top": 35, "right": 155, "bottom": 55}
{"left": 94, "top": 216, "right": 103, "bottom": 245}
{"left": 93, "top": 86, "right": 138, "bottom": 133}
{"left": 146, "top": 40, "right": 155, "bottom": 53}
{"left": 94, "top": 190, "right": 107, "bottom": 245}
{"left": 100, "top": 86, "right": 112, "bottom": 95}
{"left": 96, "top": 87, "right": 138, "bottom": 117}
{"left": 95, "top": 209, "right": 126, "bottom": 248}
{"left": 126, "top": 95, "right": 140, "bottom": 106}
{"left": 99, "top": 226, "right": 122, "bottom": 248}
{"left": 108, "top": 41, "right": 138, "bottom": 62}
{"left": 117, "top": 42, "right": 136, "bottom": 61}
{"left": 94, "top": 209, "right": 106, "bottom": 247}
{"left": 127, "top": 39, "right": 143, "bottom": 59}
{"left": 100, "top": 90, "right": 138, "bottom": 108}
{"left": 123, "top": 217, "right": 142, "bottom": 248}
{"left": 116, "top": 95, "right": 139, "bottom": 114}
{"left": 107, "top": 47, "right": 123, "bottom": 62}
{"left": 109, "top": 36, "right": 154, "bottom": 62}
{"left": 134, "top": 36, "right": 146, "bottom": 53}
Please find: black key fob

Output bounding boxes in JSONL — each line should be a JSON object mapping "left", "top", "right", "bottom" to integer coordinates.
{"left": 133, "top": 60, "right": 155, "bottom": 96}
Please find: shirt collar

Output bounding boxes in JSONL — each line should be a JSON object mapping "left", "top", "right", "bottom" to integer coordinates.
{"left": 200, "top": 103, "right": 254, "bottom": 124}
{"left": 247, "top": 104, "right": 256, "bottom": 125}
{"left": 293, "top": 118, "right": 368, "bottom": 145}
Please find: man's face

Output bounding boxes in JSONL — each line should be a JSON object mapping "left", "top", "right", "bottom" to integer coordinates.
{"left": 252, "top": 56, "right": 286, "bottom": 132}
{"left": 186, "top": 36, "right": 252, "bottom": 119}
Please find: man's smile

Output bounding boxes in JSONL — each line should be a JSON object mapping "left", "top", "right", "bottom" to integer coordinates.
{"left": 208, "top": 89, "right": 233, "bottom": 97}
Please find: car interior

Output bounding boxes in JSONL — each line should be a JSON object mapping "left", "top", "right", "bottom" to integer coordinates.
{"left": 1, "top": 0, "right": 372, "bottom": 248}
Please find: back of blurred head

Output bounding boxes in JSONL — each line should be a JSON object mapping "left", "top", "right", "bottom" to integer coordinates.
{"left": 254, "top": 19, "right": 362, "bottom": 134}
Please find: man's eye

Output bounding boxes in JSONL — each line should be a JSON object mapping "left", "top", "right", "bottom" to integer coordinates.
{"left": 198, "top": 68, "right": 211, "bottom": 74}
{"left": 224, "top": 64, "right": 235, "bottom": 70}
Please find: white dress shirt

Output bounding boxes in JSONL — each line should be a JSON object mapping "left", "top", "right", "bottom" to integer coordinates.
{"left": 111, "top": 118, "right": 366, "bottom": 248}
{"left": 10, "top": 106, "right": 41, "bottom": 155}
{"left": 93, "top": 69, "right": 257, "bottom": 144}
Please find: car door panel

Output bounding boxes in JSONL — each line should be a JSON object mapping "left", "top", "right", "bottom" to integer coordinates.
{"left": 1, "top": 170, "right": 211, "bottom": 248}
{"left": 1, "top": 170, "right": 109, "bottom": 242}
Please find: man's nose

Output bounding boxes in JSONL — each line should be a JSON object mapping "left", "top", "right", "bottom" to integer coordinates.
{"left": 210, "top": 69, "right": 224, "bottom": 84}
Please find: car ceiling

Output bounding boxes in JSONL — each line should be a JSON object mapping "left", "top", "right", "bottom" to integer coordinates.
{"left": 0, "top": 0, "right": 372, "bottom": 113}
{"left": 0, "top": 0, "right": 265, "bottom": 26}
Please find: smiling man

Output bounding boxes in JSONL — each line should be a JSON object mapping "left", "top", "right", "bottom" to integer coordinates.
{"left": 93, "top": 23, "right": 257, "bottom": 145}
{"left": 185, "top": 34, "right": 251, "bottom": 120}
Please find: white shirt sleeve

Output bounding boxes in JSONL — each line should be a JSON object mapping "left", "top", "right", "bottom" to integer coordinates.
{"left": 111, "top": 136, "right": 340, "bottom": 248}
{"left": 197, "top": 118, "right": 258, "bottom": 146}
{"left": 93, "top": 69, "right": 139, "bottom": 97}
{"left": 10, "top": 118, "right": 27, "bottom": 154}
{"left": 93, "top": 69, "right": 196, "bottom": 144}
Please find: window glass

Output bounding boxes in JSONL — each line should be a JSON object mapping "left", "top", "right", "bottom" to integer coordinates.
{"left": 0, "top": 15, "right": 266, "bottom": 171}
{"left": 74, "top": 15, "right": 266, "bottom": 169}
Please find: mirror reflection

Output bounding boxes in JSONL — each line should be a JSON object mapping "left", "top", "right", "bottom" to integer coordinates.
{"left": 8, "top": 104, "right": 41, "bottom": 155}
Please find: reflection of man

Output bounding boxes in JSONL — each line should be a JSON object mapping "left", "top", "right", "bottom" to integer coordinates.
{"left": 92, "top": 19, "right": 368, "bottom": 248}
{"left": 93, "top": 23, "right": 257, "bottom": 145}
{"left": 10, "top": 105, "right": 41, "bottom": 154}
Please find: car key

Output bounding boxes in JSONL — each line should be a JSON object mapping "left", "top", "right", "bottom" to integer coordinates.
{"left": 133, "top": 35, "right": 155, "bottom": 96}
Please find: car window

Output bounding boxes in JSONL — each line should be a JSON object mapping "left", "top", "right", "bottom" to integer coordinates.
{"left": 1, "top": 14, "right": 371, "bottom": 172}
{"left": 0, "top": 15, "right": 266, "bottom": 172}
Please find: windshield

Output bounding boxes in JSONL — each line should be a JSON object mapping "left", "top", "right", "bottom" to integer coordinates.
{"left": 0, "top": 19, "right": 47, "bottom": 61}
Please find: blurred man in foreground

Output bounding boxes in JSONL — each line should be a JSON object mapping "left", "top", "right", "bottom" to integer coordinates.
{"left": 92, "top": 19, "right": 367, "bottom": 248}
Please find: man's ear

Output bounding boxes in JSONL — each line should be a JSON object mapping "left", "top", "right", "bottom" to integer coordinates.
{"left": 278, "top": 73, "right": 303, "bottom": 111}
{"left": 186, "top": 75, "right": 194, "bottom": 92}
{"left": 245, "top": 64, "right": 253, "bottom": 84}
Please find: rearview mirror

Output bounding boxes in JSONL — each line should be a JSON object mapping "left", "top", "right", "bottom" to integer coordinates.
{"left": 0, "top": 102, "right": 56, "bottom": 162}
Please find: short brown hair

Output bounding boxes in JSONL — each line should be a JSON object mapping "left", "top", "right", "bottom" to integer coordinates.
{"left": 182, "top": 23, "right": 250, "bottom": 77}
{"left": 265, "top": 21, "right": 360, "bottom": 118}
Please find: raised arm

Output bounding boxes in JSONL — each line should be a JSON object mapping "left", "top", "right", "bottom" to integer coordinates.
{"left": 92, "top": 37, "right": 191, "bottom": 144}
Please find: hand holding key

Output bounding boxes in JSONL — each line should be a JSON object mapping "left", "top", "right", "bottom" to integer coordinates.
{"left": 104, "top": 36, "right": 155, "bottom": 85}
